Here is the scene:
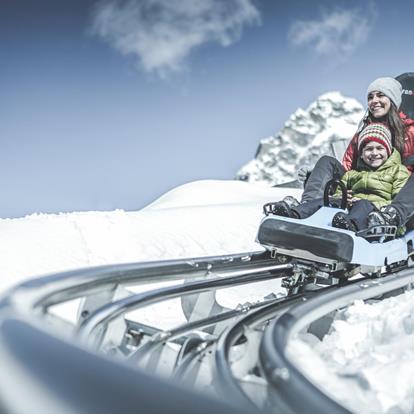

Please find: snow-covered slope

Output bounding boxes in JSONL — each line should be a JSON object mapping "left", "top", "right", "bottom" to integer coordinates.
{"left": 0, "top": 179, "right": 300, "bottom": 329}
{"left": 0, "top": 180, "right": 301, "bottom": 290}
{"left": 237, "top": 92, "right": 364, "bottom": 185}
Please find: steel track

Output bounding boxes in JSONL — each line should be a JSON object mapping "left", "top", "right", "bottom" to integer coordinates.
{"left": 0, "top": 250, "right": 413, "bottom": 413}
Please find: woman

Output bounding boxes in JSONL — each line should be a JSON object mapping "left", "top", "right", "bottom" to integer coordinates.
{"left": 298, "top": 77, "right": 414, "bottom": 230}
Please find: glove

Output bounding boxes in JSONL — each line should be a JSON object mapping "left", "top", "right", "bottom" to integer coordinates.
{"left": 297, "top": 167, "right": 312, "bottom": 183}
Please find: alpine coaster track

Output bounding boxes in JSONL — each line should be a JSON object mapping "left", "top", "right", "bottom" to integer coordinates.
{"left": 0, "top": 250, "right": 413, "bottom": 414}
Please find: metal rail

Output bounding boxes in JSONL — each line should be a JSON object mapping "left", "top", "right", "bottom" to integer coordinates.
{"left": 1, "top": 250, "right": 270, "bottom": 315}
{"left": 0, "top": 316, "right": 251, "bottom": 414}
{"left": 260, "top": 267, "right": 414, "bottom": 414}
{"left": 0, "top": 250, "right": 288, "bottom": 414}
{"left": 127, "top": 295, "right": 284, "bottom": 362}
{"left": 0, "top": 247, "right": 412, "bottom": 414}
{"left": 0, "top": 251, "right": 285, "bottom": 414}
{"left": 211, "top": 283, "right": 356, "bottom": 412}
{"left": 213, "top": 293, "right": 305, "bottom": 411}
{"left": 78, "top": 263, "right": 291, "bottom": 346}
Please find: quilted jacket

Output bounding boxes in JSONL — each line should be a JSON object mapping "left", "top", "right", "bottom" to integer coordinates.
{"left": 337, "top": 149, "right": 410, "bottom": 209}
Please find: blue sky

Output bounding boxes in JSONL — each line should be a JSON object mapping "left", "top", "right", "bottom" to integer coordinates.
{"left": 1, "top": 0, "right": 413, "bottom": 218}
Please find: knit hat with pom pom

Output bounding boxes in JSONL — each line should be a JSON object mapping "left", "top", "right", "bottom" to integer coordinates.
{"left": 358, "top": 123, "right": 392, "bottom": 155}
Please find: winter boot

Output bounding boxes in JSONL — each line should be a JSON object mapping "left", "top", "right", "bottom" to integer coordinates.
{"left": 282, "top": 195, "right": 300, "bottom": 209}
{"left": 332, "top": 212, "right": 357, "bottom": 232}
{"left": 263, "top": 200, "right": 299, "bottom": 218}
{"left": 367, "top": 205, "right": 401, "bottom": 228}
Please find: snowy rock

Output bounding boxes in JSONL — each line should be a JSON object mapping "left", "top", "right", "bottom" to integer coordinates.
{"left": 236, "top": 92, "right": 364, "bottom": 185}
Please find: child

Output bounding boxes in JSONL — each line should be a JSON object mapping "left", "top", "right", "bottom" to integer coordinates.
{"left": 268, "top": 123, "right": 410, "bottom": 233}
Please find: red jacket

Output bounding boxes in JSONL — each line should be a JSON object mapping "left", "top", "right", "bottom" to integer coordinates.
{"left": 342, "top": 112, "right": 414, "bottom": 173}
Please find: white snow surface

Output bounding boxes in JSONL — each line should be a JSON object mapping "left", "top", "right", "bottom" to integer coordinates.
{"left": 0, "top": 180, "right": 300, "bottom": 287}
{"left": 2, "top": 179, "right": 414, "bottom": 414}
{"left": 288, "top": 292, "right": 414, "bottom": 414}
{"left": 0, "top": 180, "right": 300, "bottom": 328}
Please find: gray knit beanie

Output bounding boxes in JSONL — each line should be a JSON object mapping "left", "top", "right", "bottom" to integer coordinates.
{"left": 367, "top": 77, "right": 402, "bottom": 109}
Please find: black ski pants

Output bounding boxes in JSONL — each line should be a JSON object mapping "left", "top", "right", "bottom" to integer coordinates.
{"left": 302, "top": 155, "right": 414, "bottom": 227}
{"left": 292, "top": 198, "right": 376, "bottom": 230}
{"left": 301, "top": 156, "right": 346, "bottom": 203}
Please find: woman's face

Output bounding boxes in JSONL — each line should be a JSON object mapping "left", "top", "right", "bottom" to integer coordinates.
{"left": 367, "top": 91, "right": 391, "bottom": 118}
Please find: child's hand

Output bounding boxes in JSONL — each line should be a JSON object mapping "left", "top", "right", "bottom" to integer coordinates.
{"left": 347, "top": 190, "right": 361, "bottom": 208}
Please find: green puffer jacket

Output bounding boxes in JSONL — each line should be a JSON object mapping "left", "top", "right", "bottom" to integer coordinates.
{"left": 336, "top": 149, "right": 410, "bottom": 209}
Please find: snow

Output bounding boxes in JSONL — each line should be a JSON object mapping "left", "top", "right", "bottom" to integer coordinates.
{"left": 288, "top": 292, "right": 414, "bottom": 414}
{"left": 0, "top": 180, "right": 300, "bottom": 288}
{"left": 3, "top": 178, "right": 414, "bottom": 414}
{"left": 0, "top": 180, "right": 300, "bottom": 328}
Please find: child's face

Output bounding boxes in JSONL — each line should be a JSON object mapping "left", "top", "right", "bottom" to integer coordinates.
{"left": 361, "top": 141, "right": 389, "bottom": 168}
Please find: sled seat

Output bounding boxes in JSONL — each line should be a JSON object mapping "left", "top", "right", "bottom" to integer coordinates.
{"left": 257, "top": 217, "right": 354, "bottom": 263}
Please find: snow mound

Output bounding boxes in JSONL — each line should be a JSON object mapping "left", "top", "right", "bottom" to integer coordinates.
{"left": 0, "top": 180, "right": 301, "bottom": 292}
{"left": 144, "top": 179, "right": 301, "bottom": 210}
{"left": 288, "top": 292, "right": 414, "bottom": 414}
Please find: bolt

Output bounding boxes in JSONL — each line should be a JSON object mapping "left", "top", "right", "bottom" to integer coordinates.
{"left": 277, "top": 255, "right": 288, "bottom": 263}
{"left": 197, "top": 342, "right": 208, "bottom": 352}
{"left": 153, "top": 331, "right": 171, "bottom": 342}
{"left": 237, "top": 303, "right": 251, "bottom": 313}
{"left": 272, "top": 367, "right": 290, "bottom": 382}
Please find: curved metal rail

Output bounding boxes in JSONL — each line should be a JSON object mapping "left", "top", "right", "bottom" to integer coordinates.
{"left": 128, "top": 295, "right": 284, "bottom": 363}
{"left": 213, "top": 293, "right": 306, "bottom": 411}
{"left": 260, "top": 267, "right": 414, "bottom": 414}
{"left": 211, "top": 282, "right": 357, "bottom": 412}
{"left": 78, "top": 262, "right": 291, "bottom": 347}
{"left": 0, "top": 247, "right": 412, "bottom": 414}
{"left": 0, "top": 316, "right": 250, "bottom": 414}
{"left": 0, "top": 250, "right": 288, "bottom": 414}
{"left": 1, "top": 250, "right": 270, "bottom": 315}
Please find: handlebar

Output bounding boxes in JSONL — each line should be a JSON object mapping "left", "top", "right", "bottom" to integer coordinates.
{"left": 323, "top": 179, "right": 347, "bottom": 210}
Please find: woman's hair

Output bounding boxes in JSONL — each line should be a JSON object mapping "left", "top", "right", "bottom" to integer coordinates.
{"left": 362, "top": 104, "right": 405, "bottom": 154}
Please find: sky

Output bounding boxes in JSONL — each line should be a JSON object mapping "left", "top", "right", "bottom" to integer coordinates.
{"left": 1, "top": 0, "right": 413, "bottom": 218}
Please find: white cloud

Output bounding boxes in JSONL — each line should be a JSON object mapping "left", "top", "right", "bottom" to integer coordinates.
{"left": 288, "top": 6, "right": 376, "bottom": 60}
{"left": 91, "top": 0, "right": 260, "bottom": 77}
